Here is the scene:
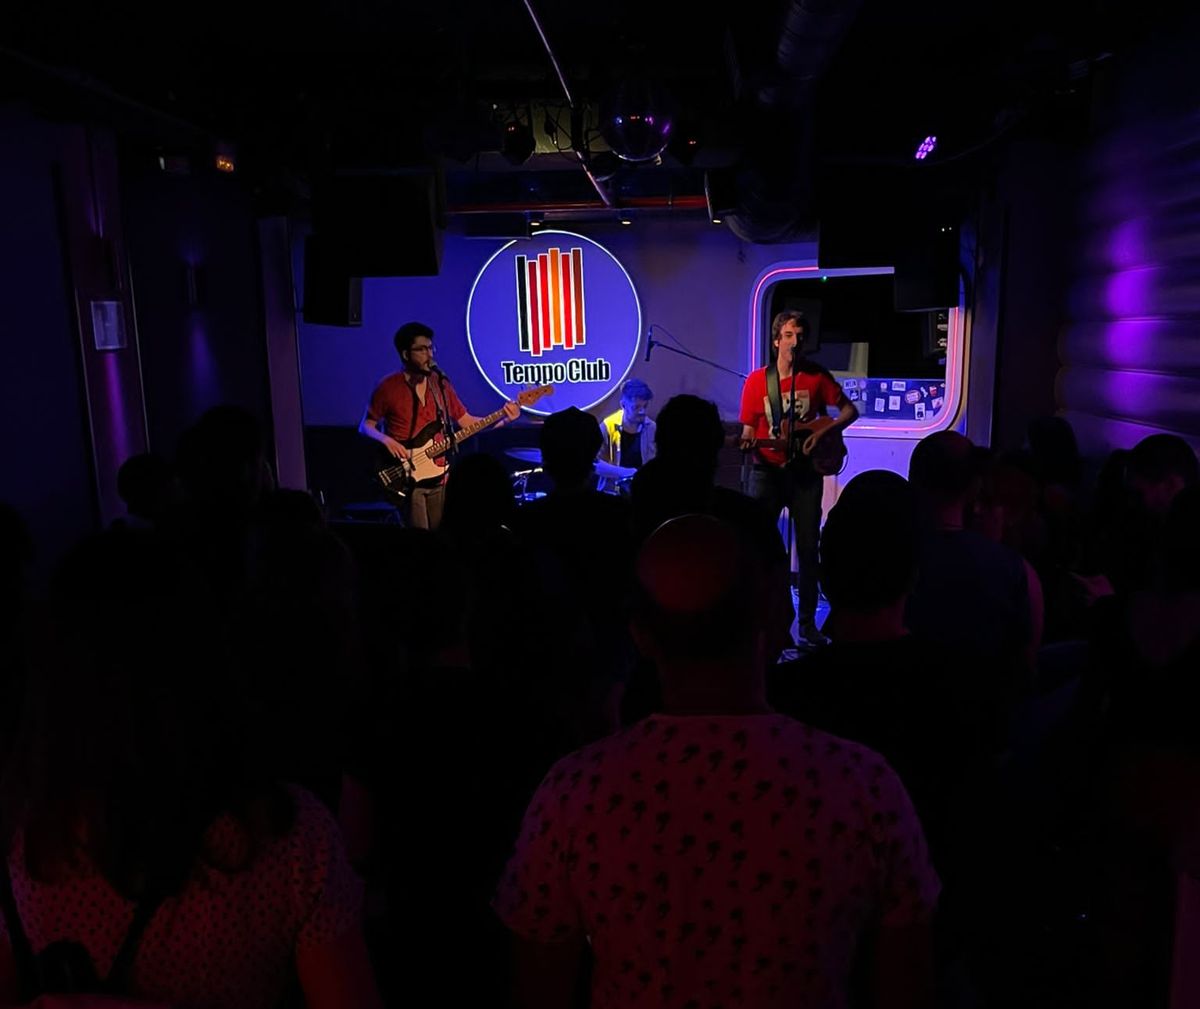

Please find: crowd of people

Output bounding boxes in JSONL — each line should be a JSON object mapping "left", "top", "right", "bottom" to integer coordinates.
{"left": 0, "top": 320, "right": 1196, "bottom": 1008}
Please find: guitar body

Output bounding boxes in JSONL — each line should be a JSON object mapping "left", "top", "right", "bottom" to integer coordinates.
{"left": 759, "top": 415, "right": 847, "bottom": 477}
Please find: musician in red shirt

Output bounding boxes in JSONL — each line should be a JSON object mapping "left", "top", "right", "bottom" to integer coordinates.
{"left": 739, "top": 310, "right": 858, "bottom": 644}
{"left": 358, "top": 322, "right": 519, "bottom": 529}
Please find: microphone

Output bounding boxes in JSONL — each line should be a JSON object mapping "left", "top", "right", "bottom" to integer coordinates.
{"left": 644, "top": 337, "right": 654, "bottom": 363}
{"left": 430, "top": 363, "right": 446, "bottom": 377}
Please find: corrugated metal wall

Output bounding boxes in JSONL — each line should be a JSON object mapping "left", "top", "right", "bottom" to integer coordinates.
{"left": 1059, "top": 23, "right": 1200, "bottom": 457}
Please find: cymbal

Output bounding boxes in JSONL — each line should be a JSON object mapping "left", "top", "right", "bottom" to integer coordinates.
{"left": 506, "top": 447, "right": 543, "bottom": 464}
{"left": 596, "top": 460, "right": 637, "bottom": 481}
{"left": 505, "top": 447, "right": 636, "bottom": 482}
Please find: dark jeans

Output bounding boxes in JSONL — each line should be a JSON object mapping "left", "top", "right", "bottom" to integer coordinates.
{"left": 748, "top": 464, "right": 824, "bottom": 624}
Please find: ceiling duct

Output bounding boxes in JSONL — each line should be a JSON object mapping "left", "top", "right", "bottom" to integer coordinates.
{"left": 724, "top": 0, "right": 864, "bottom": 244}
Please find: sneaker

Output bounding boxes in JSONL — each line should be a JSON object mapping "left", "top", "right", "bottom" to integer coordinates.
{"left": 797, "top": 621, "right": 830, "bottom": 647}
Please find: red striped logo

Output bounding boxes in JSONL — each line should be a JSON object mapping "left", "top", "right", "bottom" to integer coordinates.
{"left": 514, "top": 247, "right": 585, "bottom": 357}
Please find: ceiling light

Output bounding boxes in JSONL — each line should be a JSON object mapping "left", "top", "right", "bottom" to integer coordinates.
{"left": 914, "top": 135, "right": 938, "bottom": 160}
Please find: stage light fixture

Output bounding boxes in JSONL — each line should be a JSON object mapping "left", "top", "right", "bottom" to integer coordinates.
{"left": 501, "top": 121, "right": 536, "bottom": 166}
{"left": 914, "top": 135, "right": 938, "bottom": 160}
{"left": 667, "top": 119, "right": 702, "bottom": 166}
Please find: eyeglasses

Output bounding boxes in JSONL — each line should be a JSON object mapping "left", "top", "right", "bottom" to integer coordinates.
{"left": 409, "top": 344, "right": 435, "bottom": 354}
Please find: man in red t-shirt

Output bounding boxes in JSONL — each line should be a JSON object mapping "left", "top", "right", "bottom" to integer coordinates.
{"left": 739, "top": 310, "right": 858, "bottom": 644}
{"left": 358, "top": 321, "right": 519, "bottom": 529}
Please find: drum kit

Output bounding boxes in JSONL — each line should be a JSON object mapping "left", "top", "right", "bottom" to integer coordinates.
{"left": 506, "top": 447, "right": 637, "bottom": 502}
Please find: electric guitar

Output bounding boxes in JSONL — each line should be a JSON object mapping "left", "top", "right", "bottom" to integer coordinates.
{"left": 734, "top": 415, "right": 847, "bottom": 477}
{"left": 377, "top": 385, "right": 553, "bottom": 494}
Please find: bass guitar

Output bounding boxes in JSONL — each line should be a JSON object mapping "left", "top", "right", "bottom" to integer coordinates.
{"left": 377, "top": 385, "right": 554, "bottom": 494}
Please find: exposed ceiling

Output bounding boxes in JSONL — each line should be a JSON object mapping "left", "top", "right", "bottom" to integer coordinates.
{"left": 3, "top": 0, "right": 1123, "bottom": 236}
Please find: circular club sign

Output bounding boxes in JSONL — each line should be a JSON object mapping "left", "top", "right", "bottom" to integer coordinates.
{"left": 466, "top": 230, "right": 642, "bottom": 415}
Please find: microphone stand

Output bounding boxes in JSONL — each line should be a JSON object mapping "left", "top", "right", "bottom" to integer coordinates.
{"left": 644, "top": 336, "right": 751, "bottom": 494}
{"left": 786, "top": 348, "right": 797, "bottom": 466}
{"left": 645, "top": 339, "right": 748, "bottom": 379}
{"left": 433, "top": 368, "right": 458, "bottom": 460}
{"left": 784, "top": 348, "right": 798, "bottom": 607}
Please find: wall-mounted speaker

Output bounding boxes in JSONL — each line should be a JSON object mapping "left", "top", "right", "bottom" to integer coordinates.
{"left": 312, "top": 169, "right": 444, "bottom": 277}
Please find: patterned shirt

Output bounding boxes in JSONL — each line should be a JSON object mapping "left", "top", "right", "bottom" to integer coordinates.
{"left": 495, "top": 713, "right": 939, "bottom": 1009}
{"left": 2, "top": 787, "right": 362, "bottom": 1009}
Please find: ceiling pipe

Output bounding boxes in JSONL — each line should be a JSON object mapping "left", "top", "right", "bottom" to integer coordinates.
{"left": 520, "top": 0, "right": 614, "bottom": 208}
{"left": 448, "top": 195, "right": 709, "bottom": 214}
{"left": 770, "top": 0, "right": 865, "bottom": 106}
{"left": 726, "top": 0, "right": 864, "bottom": 243}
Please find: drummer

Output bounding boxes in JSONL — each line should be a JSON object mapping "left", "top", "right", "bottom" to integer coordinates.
{"left": 599, "top": 378, "right": 656, "bottom": 475}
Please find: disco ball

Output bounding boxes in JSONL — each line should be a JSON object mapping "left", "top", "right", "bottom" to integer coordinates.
{"left": 598, "top": 79, "right": 674, "bottom": 163}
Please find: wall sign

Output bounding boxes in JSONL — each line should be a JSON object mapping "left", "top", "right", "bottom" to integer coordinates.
{"left": 466, "top": 230, "right": 642, "bottom": 414}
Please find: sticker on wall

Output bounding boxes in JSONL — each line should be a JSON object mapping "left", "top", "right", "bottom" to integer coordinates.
{"left": 915, "top": 402, "right": 926, "bottom": 420}
{"left": 466, "top": 230, "right": 642, "bottom": 414}
{"left": 874, "top": 397, "right": 886, "bottom": 413}
{"left": 888, "top": 396, "right": 901, "bottom": 411}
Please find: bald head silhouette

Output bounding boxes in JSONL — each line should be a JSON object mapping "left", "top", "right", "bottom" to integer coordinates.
{"left": 909, "top": 430, "right": 984, "bottom": 505}
{"left": 633, "top": 514, "right": 767, "bottom": 677}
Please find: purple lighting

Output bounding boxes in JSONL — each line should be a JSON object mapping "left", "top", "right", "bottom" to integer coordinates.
{"left": 914, "top": 135, "right": 938, "bottom": 160}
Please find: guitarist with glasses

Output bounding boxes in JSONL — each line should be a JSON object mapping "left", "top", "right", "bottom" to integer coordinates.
{"left": 359, "top": 321, "right": 520, "bottom": 529}
{"left": 738, "top": 310, "right": 859, "bottom": 645}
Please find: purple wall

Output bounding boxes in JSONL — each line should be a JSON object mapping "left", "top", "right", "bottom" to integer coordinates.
{"left": 0, "top": 108, "right": 97, "bottom": 584}
{"left": 1059, "top": 16, "right": 1200, "bottom": 457}
{"left": 297, "top": 218, "right": 819, "bottom": 430}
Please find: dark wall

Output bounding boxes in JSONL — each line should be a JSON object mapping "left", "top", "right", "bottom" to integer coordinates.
{"left": 1058, "top": 15, "right": 1200, "bottom": 458}
{"left": 991, "top": 140, "right": 1079, "bottom": 452}
{"left": 0, "top": 108, "right": 97, "bottom": 585}
{"left": 122, "top": 162, "right": 273, "bottom": 460}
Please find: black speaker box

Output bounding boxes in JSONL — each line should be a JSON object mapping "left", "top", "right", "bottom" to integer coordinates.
{"left": 302, "top": 237, "right": 362, "bottom": 327}
{"left": 894, "top": 227, "right": 959, "bottom": 311}
{"left": 312, "top": 170, "right": 444, "bottom": 277}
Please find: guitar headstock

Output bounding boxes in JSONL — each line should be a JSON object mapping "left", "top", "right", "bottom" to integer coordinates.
{"left": 515, "top": 385, "right": 554, "bottom": 408}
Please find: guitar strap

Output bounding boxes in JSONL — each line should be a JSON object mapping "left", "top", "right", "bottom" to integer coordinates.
{"left": 407, "top": 377, "right": 422, "bottom": 443}
{"left": 765, "top": 364, "right": 784, "bottom": 438}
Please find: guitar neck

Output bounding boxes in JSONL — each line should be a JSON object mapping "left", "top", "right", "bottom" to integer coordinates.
{"left": 426, "top": 406, "right": 507, "bottom": 457}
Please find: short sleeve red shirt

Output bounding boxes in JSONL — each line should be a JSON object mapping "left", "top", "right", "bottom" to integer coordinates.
{"left": 739, "top": 367, "right": 844, "bottom": 466}
{"left": 367, "top": 371, "right": 467, "bottom": 446}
